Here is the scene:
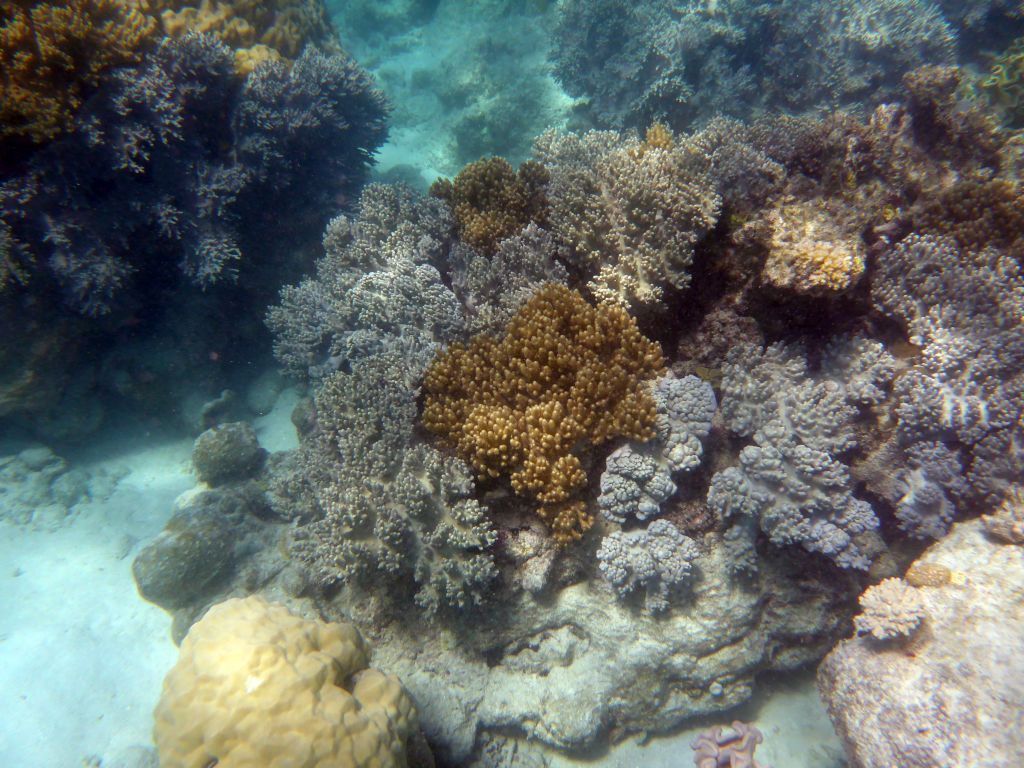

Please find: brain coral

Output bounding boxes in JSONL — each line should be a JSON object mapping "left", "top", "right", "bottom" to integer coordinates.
{"left": 0, "top": 0, "right": 157, "bottom": 143}
{"left": 154, "top": 595, "right": 418, "bottom": 768}
{"left": 422, "top": 283, "right": 665, "bottom": 544}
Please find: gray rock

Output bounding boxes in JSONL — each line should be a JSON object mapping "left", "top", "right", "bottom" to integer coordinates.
{"left": 818, "top": 518, "right": 1024, "bottom": 768}
{"left": 192, "top": 422, "right": 266, "bottom": 486}
{"left": 245, "top": 369, "right": 285, "bottom": 415}
{"left": 132, "top": 489, "right": 238, "bottom": 610}
{"left": 354, "top": 532, "right": 852, "bottom": 762}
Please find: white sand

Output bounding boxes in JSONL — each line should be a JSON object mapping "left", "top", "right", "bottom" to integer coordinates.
{"left": 0, "top": 386, "right": 302, "bottom": 767}
{"left": 0, "top": 437, "right": 190, "bottom": 766}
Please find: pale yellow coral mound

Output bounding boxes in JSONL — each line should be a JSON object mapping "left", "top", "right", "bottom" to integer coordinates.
{"left": 154, "top": 595, "right": 418, "bottom": 768}
{"left": 762, "top": 200, "right": 866, "bottom": 295}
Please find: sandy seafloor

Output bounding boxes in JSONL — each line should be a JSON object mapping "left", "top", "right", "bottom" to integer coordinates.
{"left": 0, "top": 384, "right": 844, "bottom": 766}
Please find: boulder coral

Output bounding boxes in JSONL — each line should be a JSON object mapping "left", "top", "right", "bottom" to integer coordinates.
{"left": 154, "top": 595, "right": 421, "bottom": 768}
{"left": 0, "top": 0, "right": 157, "bottom": 143}
{"left": 422, "top": 283, "right": 665, "bottom": 544}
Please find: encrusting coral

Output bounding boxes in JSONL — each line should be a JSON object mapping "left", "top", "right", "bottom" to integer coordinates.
{"left": 422, "top": 283, "right": 665, "bottom": 544}
{"left": 0, "top": 0, "right": 157, "bottom": 143}
{"left": 761, "top": 199, "right": 866, "bottom": 295}
{"left": 430, "top": 156, "right": 549, "bottom": 255}
{"left": 154, "top": 595, "right": 420, "bottom": 768}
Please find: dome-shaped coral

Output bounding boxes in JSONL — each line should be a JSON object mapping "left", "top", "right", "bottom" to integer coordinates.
{"left": 154, "top": 595, "right": 419, "bottom": 768}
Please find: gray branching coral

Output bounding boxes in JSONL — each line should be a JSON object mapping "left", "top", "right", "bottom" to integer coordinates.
{"left": 534, "top": 125, "right": 720, "bottom": 312}
{"left": 289, "top": 353, "right": 497, "bottom": 613}
{"left": 707, "top": 340, "right": 889, "bottom": 569}
{"left": 596, "top": 519, "right": 699, "bottom": 614}
{"left": 598, "top": 373, "right": 716, "bottom": 523}
{"left": 872, "top": 233, "right": 1024, "bottom": 508}
{"left": 267, "top": 183, "right": 460, "bottom": 380}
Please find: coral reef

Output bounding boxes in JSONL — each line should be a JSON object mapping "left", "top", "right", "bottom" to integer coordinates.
{"left": 598, "top": 373, "right": 716, "bottom": 523}
{"left": 910, "top": 178, "right": 1024, "bottom": 257}
{"left": 871, "top": 234, "right": 1024, "bottom": 507}
{"left": 534, "top": 125, "right": 720, "bottom": 311}
{"left": 289, "top": 352, "right": 498, "bottom": 613}
{"left": 707, "top": 341, "right": 888, "bottom": 569}
{"left": 691, "top": 721, "right": 769, "bottom": 768}
{"left": 819, "top": 518, "right": 1024, "bottom": 767}
{"left": 853, "top": 577, "right": 926, "bottom": 641}
{"left": 0, "top": 0, "right": 157, "bottom": 143}
{"left": 551, "top": 0, "right": 956, "bottom": 131}
{"left": 448, "top": 222, "right": 569, "bottom": 335}
{"left": 421, "top": 283, "right": 666, "bottom": 543}
{"left": 596, "top": 518, "right": 699, "bottom": 614}
{"left": 429, "top": 156, "right": 548, "bottom": 255}
{"left": 267, "top": 183, "right": 458, "bottom": 380}
{"left": 0, "top": 34, "right": 388, "bottom": 315}
{"left": 153, "top": 595, "right": 422, "bottom": 768}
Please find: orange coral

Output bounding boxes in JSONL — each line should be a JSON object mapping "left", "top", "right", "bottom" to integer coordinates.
{"left": 133, "top": 0, "right": 336, "bottom": 73}
{"left": 422, "top": 284, "right": 665, "bottom": 544}
{"left": 0, "top": 0, "right": 157, "bottom": 143}
{"left": 430, "top": 156, "right": 549, "bottom": 255}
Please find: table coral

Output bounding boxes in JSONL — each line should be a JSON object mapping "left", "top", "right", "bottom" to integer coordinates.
{"left": 422, "top": 283, "right": 665, "bottom": 544}
{"left": 0, "top": 0, "right": 157, "bottom": 143}
{"left": 430, "top": 156, "right": 549, "bottom": 255}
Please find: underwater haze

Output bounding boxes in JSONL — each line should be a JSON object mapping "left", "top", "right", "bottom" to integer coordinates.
{"left": 1, "top": 0, "right": 1023, "bottom": 766}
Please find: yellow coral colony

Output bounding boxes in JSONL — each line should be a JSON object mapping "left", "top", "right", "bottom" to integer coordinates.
{"left": 154, "top": 595, "right": 418, "bottom": 768}
{"left": 762, "top": 200, "right": 866, "bottom": 295}
{"left": 132, "top": 0, "right": 337, "bottom": 73}
{"left": 0, "top": 0, "right": 157, "bottom": 143}
{"left": 422, "top": 284, "right": 665, "bottom": 544}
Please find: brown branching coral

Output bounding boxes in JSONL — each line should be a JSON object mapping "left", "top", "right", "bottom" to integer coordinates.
{"left": 430, "top": 156, "right": 549, "bottom": 255}
{"left": 422, "top": 283, "right": 665, "bottom": 544}
{"left": 132, "top": 0, "right": 337, "bottom": 73}
{"left": 0, "top": 0, "right": 157, "bottom": 143}
{"left": 911, "top": 178, "right": 1024, "bottom": 258}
